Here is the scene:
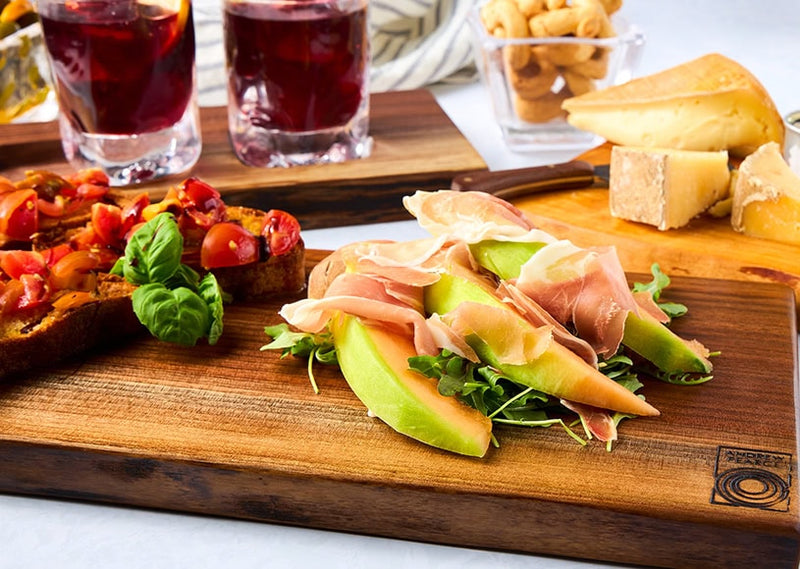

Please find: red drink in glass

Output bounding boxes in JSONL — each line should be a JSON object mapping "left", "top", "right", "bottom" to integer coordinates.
{"left": 40, "top": 1, "right": 195, "bottom": 135}
{"left": 223, "top": 0, "right": 371, "bottom": 167}
{"left": 38, "top": 0, "right": 201, "bottom": 185}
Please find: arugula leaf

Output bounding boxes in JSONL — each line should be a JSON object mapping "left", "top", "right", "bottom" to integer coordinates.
{"left": 132, "top": 284, "right": 211, "bottom": 346}
{"left": 652, "top": 369, "right": 714, "bottom": 386}
{"left": 262, "top": 324, "right": 337, "bottom": 393}
{"left": 632, "top": 263, "right": 687, "bottom": 320}
{"left": 409, "top": 350, "right": 582, "bottom": 443}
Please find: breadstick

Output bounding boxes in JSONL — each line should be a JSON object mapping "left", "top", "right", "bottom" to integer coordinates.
{"left": 508, "top": 55, "right": 559, "bottom": 98}
{"left": 514, "top": 87, "right": 569, "bottom": 123}
{"left": 480, "top": 0, "right": 532, "bottom": 69}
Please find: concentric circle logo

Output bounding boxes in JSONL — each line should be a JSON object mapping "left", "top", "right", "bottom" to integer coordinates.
{"left": 714, "top": 467, "right": 790, "bottom": 508}
{"left": 711, "top": 447, "right": 792, "bottom": 511}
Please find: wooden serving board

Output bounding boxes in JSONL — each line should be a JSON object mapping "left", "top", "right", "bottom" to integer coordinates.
{"left": 511, "top": 144, "right": 800, "bottom": 319}
{"left": 0, "top": 89, "right": 487, "bottom": 230}
{"left": 1, "top": 250, "right": 798, "bottom": 569}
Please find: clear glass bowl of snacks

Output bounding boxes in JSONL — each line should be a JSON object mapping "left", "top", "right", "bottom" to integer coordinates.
{"left": 468, "top": 0, "right": 645, "bottom": 151}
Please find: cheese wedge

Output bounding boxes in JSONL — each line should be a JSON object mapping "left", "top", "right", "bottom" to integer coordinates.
{"left": 562, "top": 54, "right": 784, "bottom": 157}
{"left": 609, "top": 146, "right": 731, "bottom": 230}
{"left": 731, "top": 142, "right": 800, "bottom": 245}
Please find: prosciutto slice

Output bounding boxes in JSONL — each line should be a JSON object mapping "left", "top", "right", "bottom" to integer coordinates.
{"left": 515, "top": 240, "right": 642, "bottom": 357}
{"left": 403, "top": 190, "right": 556, "bottom": 244}
{"left": 344, "top": 238, "right": 445, "bottom": 287}
{"left": 498, "top": 281, "right": 599, "bottom": 367}
{"left": 280, "top": 272, "right": 439, "bottom": 356}
{"left": 442, "top": 301, "right": 554, "bottom": 366}
{"left": 425, "top": 313, "right": 480, "bottom": 362}
{"left": 560, "top": 399, "right": 618, "bottom": 442}
{"left": 308, "top": 239, "right": 443, "bottom": 299}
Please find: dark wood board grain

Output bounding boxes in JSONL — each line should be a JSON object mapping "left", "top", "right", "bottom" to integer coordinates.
{"left": 0, "top": 250, "right": 798, "bottom": 569}
{"left": 0, "top": 90, "right": 487, "bottom": 230}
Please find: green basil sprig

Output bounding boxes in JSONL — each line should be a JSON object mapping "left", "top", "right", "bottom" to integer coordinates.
{"left": 111, "top": 212, "right": 225, "bottom": 346}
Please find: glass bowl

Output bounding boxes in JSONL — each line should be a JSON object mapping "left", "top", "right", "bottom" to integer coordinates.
{"left": 467, "top": 2, "right": 645, "bottom": 152}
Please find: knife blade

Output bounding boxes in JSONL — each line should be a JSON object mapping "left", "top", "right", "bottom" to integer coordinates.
{"left": 451, "top": 160, "right": 610, "bottom": 200}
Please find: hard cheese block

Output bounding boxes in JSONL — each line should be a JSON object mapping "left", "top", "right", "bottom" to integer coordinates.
{"left": 562, "top": 53, "right": 784, "bottom": 157}
{"left": 732, "top": 141, "right": 800, "bottom": 245}
{"left": 609, "top": 145, "right": 731, "bottom": 230}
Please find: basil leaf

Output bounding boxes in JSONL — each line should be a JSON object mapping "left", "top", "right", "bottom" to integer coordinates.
{"left": 132, "top": 283, "right": 210, "bottom": 347}
{"left": 198, "top": 273, "right": 224, "bottom": 345}
{"left": 122, "top": 213, "right": 183, "bottom": 285}
{"left": 109, "top": 257, "right": 124, "bottom": 276}
{"left": 165, "top": 263, "right": 201, "bottom": 290}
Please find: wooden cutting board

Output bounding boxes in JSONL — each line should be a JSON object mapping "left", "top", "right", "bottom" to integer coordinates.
{"left": 0, "top": 250, "right": 798, "bottom": 569}
{"left": 511, "top": 144, "right": 800, "bottom": 319}
{"left": 0, "top": 89, "right": 487, "bottom": 230}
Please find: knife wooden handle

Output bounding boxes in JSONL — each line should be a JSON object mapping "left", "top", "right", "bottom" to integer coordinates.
{"left": 451, "top": 160, "right": 596, "bottom": 200}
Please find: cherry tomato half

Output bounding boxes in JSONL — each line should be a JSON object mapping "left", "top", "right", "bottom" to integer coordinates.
{"left": 40, "top": 244, "right": 74, "bottom": 267}
{"left": 90, "top": 202, "right": 124, "bottom": 247}
{"left": 0, "top": 189, "right": 38, "bottom": 240}
{"left": 180, "top": 178, "right": 226, "bottom": 231}
{"left": 0, "top": 279, "right": 24, "bottom": 315}
{"left": 200, "top": 222, "right": 259, "bottom": 269}
{"left": 0, "top": 250, "right": 47, "bottom": 280}
{"left": 17, "top": 273, "right": 50, "bottom": 309}
{"left": 262, "top": 210, "right": 301, "bottom": 256}
{"left": 49, "top": 250, "right": 100, "bottom": 292}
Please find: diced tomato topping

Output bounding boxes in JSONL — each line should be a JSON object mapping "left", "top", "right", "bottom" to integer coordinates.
{"left": 51, "top": 290, "right": 97, "bottom": 311}
{"left": 181, "top": 177, "right": 225, "bottom": 217}
{"left": 49, "top": 250, "right": 99, "bottom": 292}
{"left": 75, "top": 183, "right": 110, "bottom": 201}
{"left": 179, "top": 177, "right": 226, "bottom": 231}
{"left": 0, "top": 279, "right": 25, "bottom": 315}
{"left": 0, "top": 250, "right": 47, "bottom": 280}
{"left": 120, "top": 192, "right": 150, "bottom": 236}
{"left": 0, "top": 189, "right": 38, "bottom": 240}
{"left": 263, "top": 210, "right": 301, "bottom": 256}
{"left": 0, "top": 176, "right": 15, "bottom": 194}
{"left": 90, "top": 203, "right": 124, "bottom": 246}
{"left": 200, "top": 222, "right": 260, "bottom": 269}
{"left": 16, "top": 170, "right": 74, "bottom": 200}
{"left": 66, "top": 168, "right": 109, "bottom": 190}
{"left": 17, "top": 273, "right": 50, "bottom": 309}
{"left": 66, "top": 224, "right": 123, "bottom": 269}
{"left": 37, "top": 196, "right": 66, "bottom": 218}
{"left": 40, "top": 244, "right": 74, "bottom": 267}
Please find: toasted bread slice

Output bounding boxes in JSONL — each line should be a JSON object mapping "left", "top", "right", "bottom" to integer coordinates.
{"left": 0, "top": 274, "right": 141, "bottom": 378}
{"left": 215, "top": 206, "right": 306, "bottom": 301}
{"left": 1, "top": 199, "right": 306, "bottom": 379}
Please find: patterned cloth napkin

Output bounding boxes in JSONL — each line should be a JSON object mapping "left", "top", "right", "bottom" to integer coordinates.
{"left": 193, "top": 0, "right": 479, "bottom": 107}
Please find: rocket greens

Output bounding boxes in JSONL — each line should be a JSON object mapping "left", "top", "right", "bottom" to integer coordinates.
{"left": 262, "top": 263, "right": 714, "bottom": 449}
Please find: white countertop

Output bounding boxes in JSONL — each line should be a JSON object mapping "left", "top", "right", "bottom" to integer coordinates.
{"left": 2, "top": 1, "right": 799, "bottom": 568}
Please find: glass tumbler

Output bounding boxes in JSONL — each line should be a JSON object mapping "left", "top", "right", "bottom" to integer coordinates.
{"left": 223, "top": 0, "right": 372, "bottom": 168}
{"left": 37, "top": 0, "right": 202, "bottom": 185}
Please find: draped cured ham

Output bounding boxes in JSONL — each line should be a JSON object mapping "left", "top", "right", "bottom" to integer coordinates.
{"left": 280, "top": 271, "right": 440, "bottom": 357}
{"left": 267, "top": 188, "right": 715, "bottom": 456}
{"left": 403, "top": 189, "right": 555, "bottom": 244}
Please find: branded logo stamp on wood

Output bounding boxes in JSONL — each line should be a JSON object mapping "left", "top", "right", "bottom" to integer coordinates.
{"left": 711, "top": 446, "right": 792, "bottom": 511}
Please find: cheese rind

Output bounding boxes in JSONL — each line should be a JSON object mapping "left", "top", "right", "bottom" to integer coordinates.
{"left": 609, "top": 146, "right": 731, "bottom": 230}
{"left": 731, "top": 142, "right": 800, "bottom": 245}
{"left": 562, "top": 54, "right": 784, "bottom": 157}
